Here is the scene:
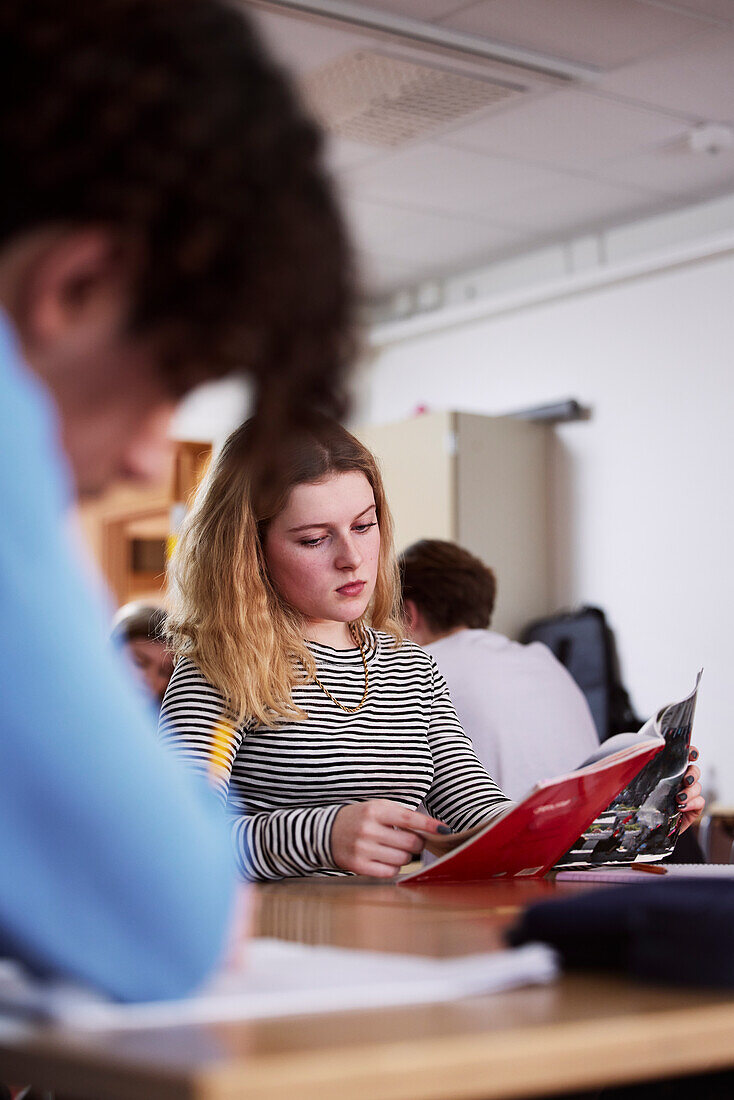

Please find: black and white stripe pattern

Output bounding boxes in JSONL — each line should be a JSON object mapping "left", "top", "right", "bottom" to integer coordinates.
{"left": 159, "top": 630, "right": 510, "bottom": 880}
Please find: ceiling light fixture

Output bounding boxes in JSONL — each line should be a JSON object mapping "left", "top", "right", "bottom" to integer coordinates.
{"left": 303, "top": 50, "right": 526, "bottom": 147}
{"left": 249, "top": 0, "right": 600, "bottom": 83}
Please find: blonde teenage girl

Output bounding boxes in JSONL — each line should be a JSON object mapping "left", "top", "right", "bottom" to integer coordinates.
{"left": 160, "top": 417, "right": 511, "bottom": 879}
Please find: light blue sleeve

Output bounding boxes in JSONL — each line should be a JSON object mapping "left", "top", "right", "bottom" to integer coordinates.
{"left": 0, "top": 338, "right": 237, "bottom": 1003}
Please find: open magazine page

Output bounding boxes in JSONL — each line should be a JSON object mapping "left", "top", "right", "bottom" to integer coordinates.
{"left": 399, "top": 737, "right": 664, "bottom": 885}
{"left": 554, "top": 672, "right": 702, "bottom": 868}
{"left": 417, "top": 804, "right": 512, "bottom": 855}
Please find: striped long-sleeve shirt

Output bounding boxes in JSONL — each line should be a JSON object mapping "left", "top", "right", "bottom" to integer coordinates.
{"left": 159, "top": 629, "right": 510, "bottom": 880}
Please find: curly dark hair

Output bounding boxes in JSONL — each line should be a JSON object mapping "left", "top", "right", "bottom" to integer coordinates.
{"left": 399, "top": 539, "right": 497, "bottom": 632}
{"left": 0, "top": 0, "right": 355, "bottom": 431}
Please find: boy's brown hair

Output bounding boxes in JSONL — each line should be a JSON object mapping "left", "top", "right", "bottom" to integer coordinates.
{"left": 399, "top": 540, "right": 497, "bottom": 632}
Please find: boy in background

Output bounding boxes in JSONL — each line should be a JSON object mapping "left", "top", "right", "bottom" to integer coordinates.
{"left": 400, "top": 539, "right": 599, "bottom": 800}
{"left": 111, "top": 603, "right": 174, "bottom": 710}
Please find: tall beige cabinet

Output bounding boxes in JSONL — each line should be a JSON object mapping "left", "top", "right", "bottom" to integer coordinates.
{"left": 355, "top": 410, "right": 552, "bottom": 640}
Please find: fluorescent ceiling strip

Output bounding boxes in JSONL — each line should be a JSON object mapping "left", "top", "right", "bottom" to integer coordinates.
{"left": 249, "top": 0, "right": 600, "bottom": 83}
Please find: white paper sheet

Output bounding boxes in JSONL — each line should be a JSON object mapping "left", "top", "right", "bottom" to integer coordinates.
{"left": 0, "top": 938, "right": 558, "bottom": 1031}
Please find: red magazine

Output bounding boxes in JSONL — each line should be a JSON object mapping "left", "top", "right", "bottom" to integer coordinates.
{"left": 399, "top": 739, "right": 663, "bottom": 885}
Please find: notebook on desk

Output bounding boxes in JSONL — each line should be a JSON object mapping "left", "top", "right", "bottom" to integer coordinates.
{"left": 556, "top": 863, "right": 734, "bottom": 884}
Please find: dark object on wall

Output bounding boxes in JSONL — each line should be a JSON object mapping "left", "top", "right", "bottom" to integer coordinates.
{"left": 521, "top": 605, "right": 643, "bottom": 742}
{"left": 507, "top": 397, "right": 590, "bottom": 423}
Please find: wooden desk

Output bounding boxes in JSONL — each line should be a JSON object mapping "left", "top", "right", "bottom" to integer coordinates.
{"left": 2, "top": 879, "right": 734, "bottom": 1100}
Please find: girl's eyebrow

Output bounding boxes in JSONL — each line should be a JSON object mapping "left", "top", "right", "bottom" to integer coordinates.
{"left": 287, "top": 502, "right": 376, "bottom": 534}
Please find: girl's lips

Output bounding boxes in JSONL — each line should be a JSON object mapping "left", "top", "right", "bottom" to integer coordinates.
{"left": 337, "top": 581, "right": 365, "bottom": 597}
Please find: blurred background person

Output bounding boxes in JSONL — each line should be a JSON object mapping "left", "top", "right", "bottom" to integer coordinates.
{"left": 111, "top": 603, "right": 174, "bottom": 709}
{"left": 400, "top": 539, "right": 599, "bottom": 801}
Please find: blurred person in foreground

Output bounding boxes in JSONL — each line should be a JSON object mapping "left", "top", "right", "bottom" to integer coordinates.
{"left": 400, "top": 541, "right": 703, "bottom": 826}
{"left": 0, "top": 0, "right": 354, "bottom": 1001}
{"left": 111, "top": 603, "right": 174, "bottom": 709}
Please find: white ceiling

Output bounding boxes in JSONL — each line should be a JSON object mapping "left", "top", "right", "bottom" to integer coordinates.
{"left": 249, "top": 1, "right": 734, "bottom": 300}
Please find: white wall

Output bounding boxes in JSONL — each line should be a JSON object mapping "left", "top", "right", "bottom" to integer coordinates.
{"left": 170, "top": 376, "right": 250, "bottom": 449}
{"left": 360, "top": 250, "right": 734, "bottom": 799}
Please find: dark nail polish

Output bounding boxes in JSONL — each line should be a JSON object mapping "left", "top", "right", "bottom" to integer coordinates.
{"left": 677, "top": 793, "right": 687, "bottom": 804}
{"left": 690, "top": 750, "right": 699, "bottom": 761}
{"left": 436, "top": 825, "right": 451, "bottom": 835}
{"left": 686, "top": 775, "right": 695, "bottom": 786}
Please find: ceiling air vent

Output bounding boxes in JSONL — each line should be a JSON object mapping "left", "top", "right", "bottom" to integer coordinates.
{"left": 303, "top": 50, "right": 525, "bottom": 148}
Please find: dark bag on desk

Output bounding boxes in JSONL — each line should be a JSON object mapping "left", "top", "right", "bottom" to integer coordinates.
{"left": 508, "top": 880, "right": 734, "bottom": 988}
{"left": 521, "top": 605, "right": 643, "bottom": 742}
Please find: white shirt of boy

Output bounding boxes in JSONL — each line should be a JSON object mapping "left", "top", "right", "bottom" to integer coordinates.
{"left": 426, "top": 628, "right": 599, "bottom": 802}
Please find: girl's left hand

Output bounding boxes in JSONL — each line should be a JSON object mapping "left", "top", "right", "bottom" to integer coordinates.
{"left": 677, "top": 746, "right": 704, "bottom": 833}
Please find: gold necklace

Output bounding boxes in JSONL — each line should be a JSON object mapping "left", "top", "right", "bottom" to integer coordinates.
{"left": 310, "top": 624, "right": 369, "bottom": 714}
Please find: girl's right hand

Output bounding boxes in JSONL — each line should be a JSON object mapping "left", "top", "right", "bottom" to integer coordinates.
{"left": 330, "top": 799, "right": 448, "bottom": 877}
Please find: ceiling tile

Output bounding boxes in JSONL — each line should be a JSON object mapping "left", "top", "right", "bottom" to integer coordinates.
{"left": 254, "top": 0, "right": 734, "bottom": 297}
{"left": 598, "top": 28, "right": 734, "bottom": 119}
{"left": 323, "top": 137, "right": 389, "bottom": 173}
{"left": 438, "top": 88, "right": 688, "bottom": 170}
{"left": 481, "top": 174, "right": 668, "bottom": 235}
{"left": 252, "top": 9, "right": 370, "bottom": 75}
{"left": 597, "top": 140, "right": 734, "bottom": 201}
{"left": 345, "top": 196, "right": 528, "bottom": 268}
{"left": 667, "top": 0, "right": 734, "bottom": 22}
{"left": 342, "top": 143, "right": 575, "bottom": 219}
{"left": 350, "top": 0, "right": 468, "bottom": 19}
{"left": 440, "top": 0, "right": 705, "bottom": 68}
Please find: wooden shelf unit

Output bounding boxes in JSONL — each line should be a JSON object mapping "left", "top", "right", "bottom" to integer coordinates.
{"left": 77, "top": 440, "right": 212, "bottom": 607}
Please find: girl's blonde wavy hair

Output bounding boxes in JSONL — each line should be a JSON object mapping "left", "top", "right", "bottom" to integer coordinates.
{"left": 166, "top": 416, "right": 404, "bottom": 727}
